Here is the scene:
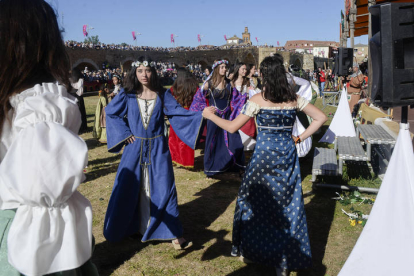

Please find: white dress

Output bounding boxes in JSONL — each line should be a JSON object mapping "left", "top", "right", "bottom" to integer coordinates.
{"left": 236, "top": 85, "right": 256, "bottom": 151}
{"left": 137, "top": 98, "right": 155, "bottom": 235}
{"left": 0, "top": 83, "right": 93, "bottom": 276}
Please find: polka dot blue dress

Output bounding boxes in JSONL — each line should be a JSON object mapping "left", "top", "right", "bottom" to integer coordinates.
{"left": 231, "top": 99, "right": 312, "bottom": 270}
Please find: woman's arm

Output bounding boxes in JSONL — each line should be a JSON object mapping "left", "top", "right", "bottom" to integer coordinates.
{"left": 296, "top": 103, "right": 327, "bottom": 141}
{"left": 203, "top": 106, "right": 251, "bottom": 133}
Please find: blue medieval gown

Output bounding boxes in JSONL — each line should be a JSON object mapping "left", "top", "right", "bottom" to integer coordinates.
{"left": 190, "top": 83, "right": 245, "bottom": 176}
{"left": 104, "top": 89, "right": 203, "bottom": 242}
{"left": 231, "top": 99, "right": 312, "bottom": 270}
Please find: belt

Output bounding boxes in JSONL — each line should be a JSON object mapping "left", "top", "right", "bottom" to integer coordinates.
{"left": 258, "top": 126, "right": 293, "bottom": 130}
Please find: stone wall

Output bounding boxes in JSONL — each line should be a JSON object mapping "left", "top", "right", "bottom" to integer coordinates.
{"left": 67, "top": 47, "right": 313, "bottom": 71}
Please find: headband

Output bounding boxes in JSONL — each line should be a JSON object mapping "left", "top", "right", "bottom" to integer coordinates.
{"left": 211, "top": 60, "right": 229, "bottom": 70}
{"left": 132, "top": 60, "right": 156, "bottom": 68}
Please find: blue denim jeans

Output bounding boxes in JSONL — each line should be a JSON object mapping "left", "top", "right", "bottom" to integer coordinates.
{"left": 319, "top": 82, "right": 325, "bottom": 96}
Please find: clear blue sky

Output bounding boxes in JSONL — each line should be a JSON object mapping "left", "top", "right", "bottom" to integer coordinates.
{"left": 48, "top": 0, "right": 368, "bottom": 47}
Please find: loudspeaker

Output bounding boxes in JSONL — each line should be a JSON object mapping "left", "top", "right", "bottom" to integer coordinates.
{"left": 333, "top": 47, "right": 354, "bottom": 76}
{"left": 370, "top": 3, "right": 414, "bottom": 108}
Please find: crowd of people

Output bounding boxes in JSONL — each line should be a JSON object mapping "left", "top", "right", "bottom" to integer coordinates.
{"left": 65, "top": 40, "right": 277, "bottom": 52}
{"left": 0, "top": 1, "right": 336, "bottom": 276}
{"left": 81, "top": 61, "right": 207, "bottom": 90}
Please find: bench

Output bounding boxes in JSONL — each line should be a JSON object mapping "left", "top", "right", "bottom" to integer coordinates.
{"left": 356, "top": 124, "right": 396, "bottom": 161}
{"left": 311, "top": 147, "right": 339, "bottom": 182}
{"left": 335, "top": 136, "right": 369, "bottom": 174}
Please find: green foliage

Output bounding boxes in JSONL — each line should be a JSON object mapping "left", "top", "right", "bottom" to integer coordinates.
{"left": 84, "top": 35, "right": 100, "bottom": 44}
{"left": 337, "top": 190, "right": 375, "bottom": 206}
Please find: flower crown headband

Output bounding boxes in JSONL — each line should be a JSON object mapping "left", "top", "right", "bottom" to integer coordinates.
{"left": 200, "top": 60, "right": 229, "bottom": 91}
{"left": 211, "top": 60, "right": 228, "bottom": 70}
{"left": 132, "top": 60, "right": 156, "bottom": 68}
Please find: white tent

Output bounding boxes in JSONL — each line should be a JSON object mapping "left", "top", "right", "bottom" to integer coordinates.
{"left": 339, "top": 123, "right": 414, "bottom": 275}
{"left": 319, "top": 87, "right": 356, "bottom": 143}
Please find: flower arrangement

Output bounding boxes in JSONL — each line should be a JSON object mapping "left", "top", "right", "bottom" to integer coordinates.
{"left": 333, "top": 191, "right": 375, "bottom": 227}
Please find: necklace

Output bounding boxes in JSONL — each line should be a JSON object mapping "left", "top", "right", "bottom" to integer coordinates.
{"left": 210, "top": 86, "right": 231, "bottom": 113}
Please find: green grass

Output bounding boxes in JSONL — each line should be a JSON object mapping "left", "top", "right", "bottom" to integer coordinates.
{"left": 80, "top": 95, "right": 379, "bottom": 276}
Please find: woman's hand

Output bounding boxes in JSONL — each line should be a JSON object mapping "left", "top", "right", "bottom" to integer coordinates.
{"left": 126, "top": 136, "right": 136, "bottom": 144}
{"left": 202, "top": 106, "right": 216, "bottom": 119}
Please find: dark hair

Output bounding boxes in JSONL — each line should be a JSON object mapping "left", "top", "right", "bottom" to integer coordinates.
{"left": 259, "top": 54, "right": 297, "bottom": 103}
{"left": 99, "top": 84, "right": 109, "bottom": 100}
{"left": 112, "top": 74, "right": 122, "bottom": 86}
{"left": 231, "top": 62, "right": 249, "bottom": 89}
{"left": 247, "top": 64, "right": 255, "bottom": 76}
{"left": 0, "top": 0, "right": 70, "bottom": 137}
{"left": 71, "top": 68, "right": 83, "bottom": 83}
{"left": 124, "top": 56, "right": 164, "bottom": 95}
{"left": 204, "top": 66, "right": 212, "bottom": 75}
{"left": 172, "top": 68, "right": 198, "bottom": 107}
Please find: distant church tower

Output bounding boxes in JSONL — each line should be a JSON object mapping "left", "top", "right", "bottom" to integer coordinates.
{"left": 242, "top": 27, "right": 251, "bottom": 45}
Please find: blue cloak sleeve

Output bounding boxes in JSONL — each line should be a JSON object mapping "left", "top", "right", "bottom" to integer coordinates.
{"left": 164, "top": 90, "right": 203, "bottom": 150}
{"left": 105, "top": 89, "right": 133, "bottom": 153}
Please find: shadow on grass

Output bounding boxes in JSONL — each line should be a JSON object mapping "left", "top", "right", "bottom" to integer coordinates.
{"left": 85, "top": 164, "right": 119, "bottom": 182}
{"left": 226, "top": 264, "right": 276, "bottom": 276}
{"left": 175, "top": 177, "right": 239, "bottom": 260}
{"left": 85, "top": 138, "right": 106, "bottom": 151}
{"left": 92, "top": 234, "right": 150, "bottom": 276}
{"left": 297, "top": 190, "right": 336, "bottom": 276}
{"left": 88, "top": 154, "right": 122, "bottom": 166}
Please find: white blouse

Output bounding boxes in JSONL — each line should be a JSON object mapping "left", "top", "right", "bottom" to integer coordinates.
{"left": 0, "top": 83, "right": 93, "bottom": 276}
{"left": 71, "top": 78, "right": 84, "bottom": 96}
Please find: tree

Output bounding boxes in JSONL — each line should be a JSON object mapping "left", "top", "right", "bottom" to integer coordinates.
{"left": 84, "top": 35, "right": 100, "bottom": 44}
{"left": 120, "top": 42, "right": 128, "bottom": 47}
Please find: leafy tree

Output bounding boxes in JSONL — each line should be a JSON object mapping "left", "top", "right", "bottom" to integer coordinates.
{"left": 120, "top": 42, "right": 128, "bottom": 47}
{"left": 84, "top": 35, "right": 100, "bottom": 44}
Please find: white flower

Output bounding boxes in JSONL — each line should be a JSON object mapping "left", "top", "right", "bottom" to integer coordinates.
{"left": 143, "top": 61, "right": 149, "bottom": 67}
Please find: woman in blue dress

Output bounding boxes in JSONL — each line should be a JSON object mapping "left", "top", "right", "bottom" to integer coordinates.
{"left": 104, "top": 56, "right": 203, "bottom": 249}
{"left": 190, "top": 60, "right": 245, "bottom": 176}
{"left": 202, "top": 54, "right": 327, "bottom": 275}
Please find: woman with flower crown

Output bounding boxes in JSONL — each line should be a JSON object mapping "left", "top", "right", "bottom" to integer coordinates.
{"left": 190, "top": 59, "right": 245, "bottom": 177}
{"left": 104, "top": 56, "right": 203, "bottom": 249}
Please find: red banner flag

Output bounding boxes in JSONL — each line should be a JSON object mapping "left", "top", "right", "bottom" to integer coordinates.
{"left": 171, "top": 34, "right": 174, "bottom": 43}
{"left": 255, "top": 37, "right": 258, "bottom": 43}
{"left": 132, "top": 31, "right": 136, "bottom": 40}
{"left": 277, "top": 41, "right": 280, "bottom": 46}
{"left": 83, "top": 25, "right": 88, "bottom": 37}
{"left": 224, "top": 35, "right": 227, "bottom": 41}
{"left": 197, "top": 34, "right": 201, "bottom": 42}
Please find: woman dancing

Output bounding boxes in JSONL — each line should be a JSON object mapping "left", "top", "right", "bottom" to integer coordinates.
{"left": 104, "top": 56, "right": 203, "bottom": 249}
{"left": 203, "top": 54, "right": 327, "bottom": 275}
{"left": 190, "top": 60, "right": 245, "bottom": 177}
{"left": 169, "top": 68, "right": 199, "bottom": 168}
{"left": 231, "top": 62, "right": 257, "bottom": 151}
